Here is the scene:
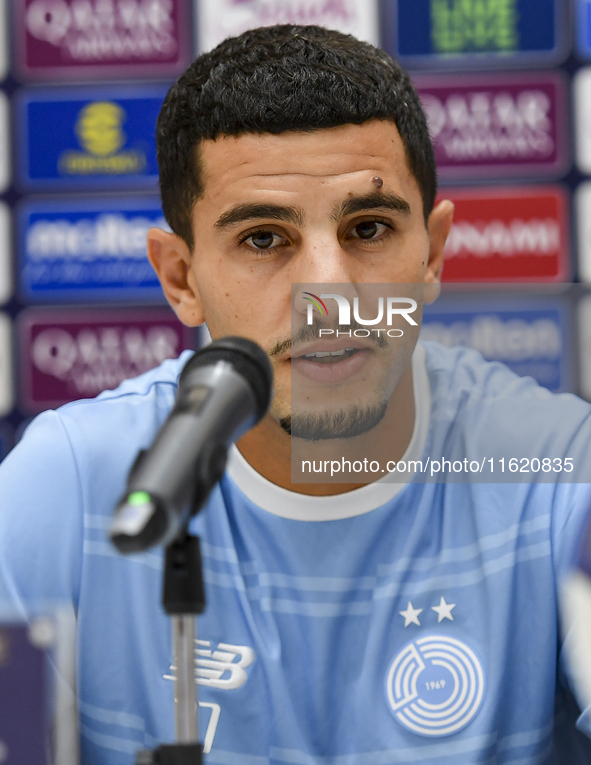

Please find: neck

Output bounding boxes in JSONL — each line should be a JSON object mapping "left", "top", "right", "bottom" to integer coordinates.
{"left": 237, "top": 362, "right": 415, "bottom": 496}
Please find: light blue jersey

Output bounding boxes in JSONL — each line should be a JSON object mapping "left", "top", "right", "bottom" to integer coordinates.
{"left": 1, "top": 341, "right": 591, "bottom": 764}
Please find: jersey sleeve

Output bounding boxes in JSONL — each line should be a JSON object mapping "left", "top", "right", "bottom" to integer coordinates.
{"left": 553, "top": 481, "right": 591, "bottom": 738}
{"left": 0, "top": 410, "right": 84, "bottom": 618}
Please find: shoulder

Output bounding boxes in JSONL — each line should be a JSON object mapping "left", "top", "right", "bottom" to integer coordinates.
{"left": 52, "top": 350, "right": 191, "bottom": 436}
{"left": 60, "top": 348, "right": 192, "bottom": 412}
{"left": 419, "top": 340, "right": 591, "bottom": 476}
{"left": 423, "top": 338, "right": 548, "bottom": 397}
{"left": 421, "top": 339, "right": 589, "bottom": 416}
{"left": 10, "top": 351, "right": 194, "bottom": 493}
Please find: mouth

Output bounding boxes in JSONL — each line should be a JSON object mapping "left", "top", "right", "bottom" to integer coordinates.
{"left": 290, "top": 342, "right": 373, "bottom": 384}
{"left": 290, "top": 338, "right": 372, "bottom": 361}
{"left": 297, "top": 347, "right": 361, "bottom": 364}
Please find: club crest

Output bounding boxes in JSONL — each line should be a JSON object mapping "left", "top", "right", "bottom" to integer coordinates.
{"left": 385, "top": 635, "right": 485, "bottom": 737}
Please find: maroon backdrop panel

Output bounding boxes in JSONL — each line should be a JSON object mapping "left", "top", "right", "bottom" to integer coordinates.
{"left": 19, "top": 307, "right": 195, "bottom": 413}
{"left": 16, "top": 0, "right": 191, "bottom": 81}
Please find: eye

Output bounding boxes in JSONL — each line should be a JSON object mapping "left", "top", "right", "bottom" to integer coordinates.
{"left": 351, "top": 221, "right": 389, "bottom": 240}
{"left": 241, "top": 230, "right": 287, "bottom": 250}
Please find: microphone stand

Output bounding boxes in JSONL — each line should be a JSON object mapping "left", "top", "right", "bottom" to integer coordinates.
{"left": 136, "top": 532, "right": 206, "bottom": 765}
{"left": 111, "top": 337, "right": 274, "bottom": 765}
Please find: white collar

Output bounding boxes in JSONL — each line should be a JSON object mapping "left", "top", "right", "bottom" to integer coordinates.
{"left": 226, "top": 344, "right": 431, "bottom": 522}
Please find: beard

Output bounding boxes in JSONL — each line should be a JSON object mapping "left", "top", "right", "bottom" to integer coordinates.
{"left": 279, "top": 399, "right": 388, "bottom": 440}
{"left": 272, "top": 314, "right": 395, "bottom": 441}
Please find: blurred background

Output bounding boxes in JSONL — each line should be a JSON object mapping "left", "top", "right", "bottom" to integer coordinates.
{"left": 0, "top": 0, "right": 589, "bottom": 459}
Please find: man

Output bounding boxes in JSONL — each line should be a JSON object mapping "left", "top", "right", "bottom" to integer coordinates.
{"left": 2, "top": 24, "right": 591, "bottom": 765}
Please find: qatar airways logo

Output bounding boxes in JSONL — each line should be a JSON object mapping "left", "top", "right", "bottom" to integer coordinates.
{"left": 302, "top": 292, "right": 418, "bottom": 338}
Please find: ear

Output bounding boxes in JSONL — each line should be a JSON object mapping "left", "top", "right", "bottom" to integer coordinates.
{"left": 423, "top": 199, "right": 454, "bottom": 304}
{"left": 147, "top": 228, "right": 205, "bottom": 327}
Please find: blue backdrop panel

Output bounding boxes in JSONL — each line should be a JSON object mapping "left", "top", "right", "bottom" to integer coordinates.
{"left": 17, "top": 85, "right": 168, "bottom": 191}
{"left": 421, "top": 294, "right": 573, "bottom": 392}
{"left": 386, "top": 0, "right": 566, "bottom": 68}
{"left": 18, "top": 196, "right": 167, "bottom": 303}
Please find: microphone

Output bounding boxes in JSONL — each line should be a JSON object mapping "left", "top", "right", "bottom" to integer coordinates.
{"left": 110, "top": 337, "right": 273, "bottom": 554}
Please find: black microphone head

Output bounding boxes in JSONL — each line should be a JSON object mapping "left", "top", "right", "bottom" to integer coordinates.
{"left": 179, "top": 337, "right": 273, "bottom": 420}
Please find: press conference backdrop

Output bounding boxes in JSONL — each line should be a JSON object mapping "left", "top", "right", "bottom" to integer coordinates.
{"left": 0, "top": 0, "right": 591, "bottom": 470}
{"left": 0, "top": 1, "right": 591, "bottom": 761}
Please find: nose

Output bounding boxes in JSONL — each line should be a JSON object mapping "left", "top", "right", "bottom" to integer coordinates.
{"left": 291, "top": 238, "right": 357, "bottom": 322}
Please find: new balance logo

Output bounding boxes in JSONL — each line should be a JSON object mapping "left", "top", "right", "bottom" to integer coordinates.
{"left": 164, "top": 639, "right": 255, "bottom": 690}
{"left": 196, "top": 640, "right": 255, "bottom": 689}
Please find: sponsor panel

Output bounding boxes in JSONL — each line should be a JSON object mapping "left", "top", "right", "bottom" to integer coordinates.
{"left": 0, "top": 0, "right": 7, "bottom": 82}
{"left": 576, "top": 0, "right": 591, "bottom": 60}
{"left": 18, "top": 196, "right": 167, "bottom": 302}
{"left": 0, "top": 312, "right": 12, "bottom": 416}
{"left": 15, "top": 0, "right": 190, "bottom": 81}
{"left": 0, "top": 624, "right": 47, "bottom": 763}
{"left": 576, "top": 182, "right": 591, "bottom": 283}
{"left": 17, "top": 85, "right": 166, "bottom": 191}
{"left": 0, "top": 423, "right": 10, "bottom": 461}
{"left": 579, "top": 294, "right": 591, "bottom": 401}
{"left": 14, "top": 417, "right": 34, "bottom": 445}
{"left": 574, "top": 68, "right": 591, "bottom": 174}
{"left": 0, "top": 614, "right": 78, "bottom": 764}
{"left": 0, "top": 91, "right": 9, "bottom": 194}
{"left": 0, "top": 203, "right": 11, "bottom": 305}
{"left": 386, "top": 0, "right": 566, "bottom": 69}
{"left": 415, "top": 72, "right": 568, "bottom": 180}
{"left": 196, "top": 0, "right": 378, "bottom": 53}
{"left": 18, "top": 307, "right": 195, "bottom": 413}
{"left": 421, "top": 296, "right": 572, "bottom": 392}
{"left": 439, "top": 185, "right": 569, "bottom": 283}
{"left": 0, "top": 420, "right": 11, "bottom": 460}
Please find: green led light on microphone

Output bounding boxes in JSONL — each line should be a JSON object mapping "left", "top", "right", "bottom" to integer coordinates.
{"left": 127, "top": 491, "right": 152, "bottom": 506}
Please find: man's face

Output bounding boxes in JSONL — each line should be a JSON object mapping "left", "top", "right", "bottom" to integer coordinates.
{"left": 150, "top": 120, "right": 452, "bottom": 434}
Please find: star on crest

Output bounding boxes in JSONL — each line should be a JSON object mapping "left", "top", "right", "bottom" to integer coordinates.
{"left": 399, "top": 601, "right": 423, "bottom": 627}
{"left": 431, "top": 596, "right": 456, "bottom": 623}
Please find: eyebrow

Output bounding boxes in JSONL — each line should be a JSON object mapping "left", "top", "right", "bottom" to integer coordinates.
{"left": 213, "top": 191, "right": 411, "bottom": 231}
{"left": 215, "top": 203, "right": 305, "bottom": 230}
{"left": 332, "top": 192, "right": 411, "bottom": 220}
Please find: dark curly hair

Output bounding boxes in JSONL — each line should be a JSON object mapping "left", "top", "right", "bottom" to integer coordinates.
{"left": 156, "top": 25, "right": 437, "bottom": 251}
